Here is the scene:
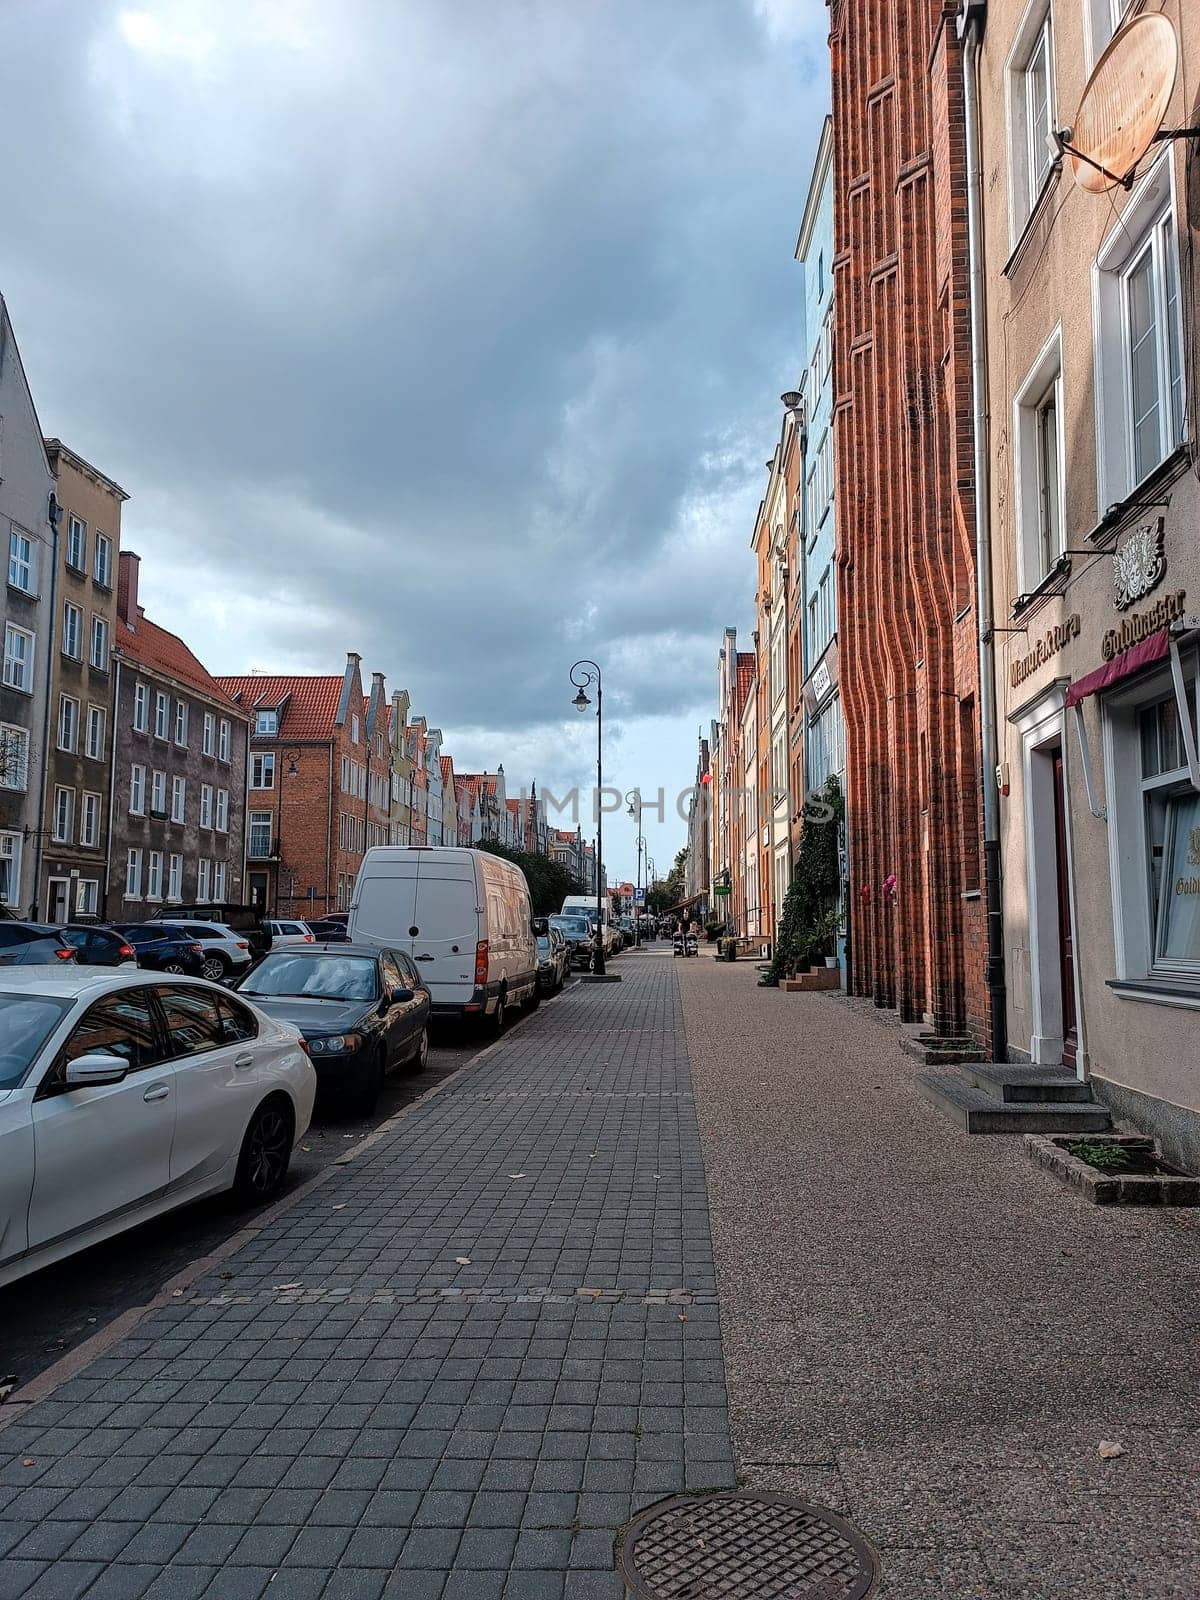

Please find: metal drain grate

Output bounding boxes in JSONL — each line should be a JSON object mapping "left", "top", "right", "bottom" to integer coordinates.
{"left": 618, "top": 1492, "right": 880, "bottom": 1600}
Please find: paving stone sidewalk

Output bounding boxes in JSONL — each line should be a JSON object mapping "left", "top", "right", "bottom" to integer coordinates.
{"left": 679, "top": 956, "right": 1200, "bottom": 1600}
{"left": 0, "top": 958, "right": 733, "bottom": 1600}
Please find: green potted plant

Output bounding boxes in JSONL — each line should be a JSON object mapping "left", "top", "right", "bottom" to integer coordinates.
{"left": 818, "top": 908, "right": 841, "bottom": 968}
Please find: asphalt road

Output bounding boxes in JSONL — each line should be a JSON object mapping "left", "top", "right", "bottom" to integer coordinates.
{"left": 0, "top": 980, "right": 580, "bottom": 1396}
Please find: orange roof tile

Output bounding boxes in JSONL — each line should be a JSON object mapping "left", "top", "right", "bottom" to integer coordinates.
{"left": 440, "top": 756, "right": 454, "bottom": 784}
{"left": 216, "top": 674, "right": 343, "bottom": 740}
{"left": 116, "top": 612, "right": 241, "bottom": 710}
{"left": 735, "top": 652, "right": 756, "bottom": 717}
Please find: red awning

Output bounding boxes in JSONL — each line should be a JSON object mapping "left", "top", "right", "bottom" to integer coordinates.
{"left": 1065, "top": 628, "right": 1170, "bottom": 709}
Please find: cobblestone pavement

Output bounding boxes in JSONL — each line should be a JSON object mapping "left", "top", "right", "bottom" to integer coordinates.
{"left": 0, "top": 955, "right": 733, "bottom": 1599}
{"left": 679, "top": 955, "right": 1200, "bottom": 1599}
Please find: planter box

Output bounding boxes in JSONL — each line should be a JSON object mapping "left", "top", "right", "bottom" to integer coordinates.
{"left": 782, "top": 968, "right": 841, "bottom": 992}
{"left": 1024, "top": 1133, "right": 1200, "bottom": 1206}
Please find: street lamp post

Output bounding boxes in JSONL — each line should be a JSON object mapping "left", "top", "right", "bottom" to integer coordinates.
{"left": 570, "top": 660, "right": 607, "bottom": 978}
{"left": 645, "top": 855, "right": 656, "bottom": 940}
{"left": 625, "top": 791, "right": 644, "bottom": 948}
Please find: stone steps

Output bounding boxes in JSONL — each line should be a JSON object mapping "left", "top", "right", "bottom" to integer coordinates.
{"left": 899, "top": 1033, "right": 986, "bottom": 1067}
{"left": 916, "top": 1071, "right": 1113, "bottom": 1135}
{"left": 962, "top": 1062, "right": 1094, "bottom": 1104}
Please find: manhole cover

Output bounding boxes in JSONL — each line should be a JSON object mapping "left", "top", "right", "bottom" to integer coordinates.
{"left": 618, "top": 1492, "right": 880, "bottom": 1600}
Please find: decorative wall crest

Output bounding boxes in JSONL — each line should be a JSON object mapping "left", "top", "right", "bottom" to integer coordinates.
{"left": 1113, "top": 517, "right": 1166, "bottom": 611}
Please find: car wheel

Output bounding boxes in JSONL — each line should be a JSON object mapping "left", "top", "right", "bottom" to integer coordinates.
{"left": 410, "top": 1026, "right": 429, "bottom": 1073}
{"left": 163, "top": 961, "right": 185, "bottom": 974}
{"left": 527, "top": 985, "right": 541, "bottom": 1011}
{"left": 232, "top": 1098, "right": 294, "bottom": 1205}
{"left": 201, "top": 954, "right": 229, "bottom": 983}
{"left": 487, "top": 989, "right": 507, "bottom": 1037}
{"left": 353, "top": 1048, "right": 386, "bottom": 1116}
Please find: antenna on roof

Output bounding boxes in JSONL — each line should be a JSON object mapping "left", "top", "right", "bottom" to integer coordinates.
{"left": 1051, "top": 15, "right": 1189, "bottom": 195}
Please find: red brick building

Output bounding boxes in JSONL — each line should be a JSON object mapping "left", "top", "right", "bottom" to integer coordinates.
{"left": 829, "top": 0, "right": 991, "bottom": 1042}
{"left": 217, "top": 653, "right": 390, "bottom": 918}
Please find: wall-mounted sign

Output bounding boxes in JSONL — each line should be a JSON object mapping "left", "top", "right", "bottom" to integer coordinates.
{"left": 1102, "top": 590, "right": 1188, "bottom": 661}
{"left": 713, "top": 884, "right": 732, "bottom": 896}
{"left": 812, "top": 660, "right": 833, "bottom": 701}
{"left": 1010, "top": 614, "right": 1082, "bottom": 689}
{"left": 1113, "top": 517, "right": 1166, "bottom": 611}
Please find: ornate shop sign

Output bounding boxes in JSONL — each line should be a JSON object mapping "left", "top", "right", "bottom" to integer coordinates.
{"left": 1113, "top": 517, "right": 1166, "bottom": 611}
{"left": 1102, "top": 590, "right": 1188, "bottom": 661}
{"left": 1010, "top": 614, "right": 1081, "bottom": 688}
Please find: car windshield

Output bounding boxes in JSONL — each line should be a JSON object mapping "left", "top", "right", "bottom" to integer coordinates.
{"left": 241, "top": 953, "right": 379, "bottom": 1001}
{"left": 0, "top": 995, "right": 73, "bottom": 1090}
{"left": 552, "top": 918, "right": 590, "bottom": 937}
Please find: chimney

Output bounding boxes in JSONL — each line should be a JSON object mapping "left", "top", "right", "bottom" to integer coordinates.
{"left": 118, "top": 550, "right": 140, "bottom": 628}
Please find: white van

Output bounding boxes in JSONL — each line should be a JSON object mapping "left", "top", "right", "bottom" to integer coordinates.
{"left": 349, "top": 847, "right": 539, "bottom": 1033}
{"left": 561, "top": 894, "right": 615, "bottom": 956}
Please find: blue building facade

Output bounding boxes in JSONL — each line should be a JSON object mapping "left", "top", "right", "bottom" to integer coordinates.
{"left": 795, "top": 116, "right": 844, "bottom": 802}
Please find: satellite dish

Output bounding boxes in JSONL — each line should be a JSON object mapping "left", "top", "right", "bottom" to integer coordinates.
{"left": 1069, "top": 14, "right": 1179, "bottom": 193}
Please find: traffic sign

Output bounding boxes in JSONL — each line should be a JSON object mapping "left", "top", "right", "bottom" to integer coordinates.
{"left": 634, "top": 888, "right": 645, "bottom": 904}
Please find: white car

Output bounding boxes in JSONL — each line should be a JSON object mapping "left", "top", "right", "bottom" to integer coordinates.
{"left": 0, "top": 968, "right": 316, "bottom": 1290}
{"left": 267, "top": 919, "right": 317, "bottom": 949}
{"left": 149, "top": 918, "right": 254, "bottom": 984}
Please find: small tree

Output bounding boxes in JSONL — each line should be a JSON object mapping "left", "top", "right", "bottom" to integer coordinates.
{"left": 477, "top": 839, "right": 583, "bottom": 916}
{"left": 765, "top": 775, "right": 844, "bottom": 986}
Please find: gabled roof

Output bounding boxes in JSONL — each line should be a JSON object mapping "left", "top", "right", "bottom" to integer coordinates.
{"left": 440, "top": 756, "right": 453, "bottom": 784}
{"left": 120, "top": 614, "right": 241, "bottom": 711}
{"left": 735, "top": 653, "right": 756, "bottom": 717}
{"left": 216, "top": 674, "right": 342, "bottom": 740}
{"left": 505, "top": 799, "right": 520, "bottom": 817}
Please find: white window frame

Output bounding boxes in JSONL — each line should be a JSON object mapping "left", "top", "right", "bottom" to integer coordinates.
{"left": 126, "top": 847, "right": 143, "bottom": 899}
{"left": 255, "top": 709, "right": 278, "bottom": 736}
{"left": 76, "top": 879, "right": 99, "bottom": 917}
{"left": 57, "top": 694, "right": 79, "bottom": 754}
{"left": 61, "top": 602, "right": 82, "bottom": 662}
{"left": 171, "top": 775, "right": 186, "bottom": 824}
{"left": 218, "top": 719, "right": 231, "bottom": 762}
{"left": 213, "top": 861, "right": 227, "bottom": 901}
{"left": 1094, "top": 156, "right": 1185, "bottom": 512}
{"left": 53, "top": 786, "right": 75, "bottom": 844}
{"left": 1006, "top": 0, "right": 1056, "bottom": 244}
{"left": 1085, "top": 0, "right": 1132, "bottom": 68}
{"left": 249, "top": 811, "right": 273, "bottom": 858}
{"left": 1013, "top": 325, "right": 1066, "bottom": 592}
{"left": 151, "top": 769, "right": 167, "bottom": 816}
{"left": 93, "top": 533, "right": 113, "bottom": 589}
{"left": 4, "top": 624, "right": 34, "bottom": 693}
{"left": 133, "top": 682, "right": 149, "bottom": 733}
{"left": 86, "top": 704, "right": 106, "bottom": 761}
{"left": 8, "top": 531, "right": 34, "bottom": 594}
{"left": 154, "top": 691, "right": 170, "bottom": 740}
{"left": 0, "top": 724, "right": 29, "bottom": 792}
{"left": 147, "top": 849, "right": 163, "bottom": 901}
{"left": 168, "top": 853, "right": 183, "bottom": 902}
{"left": 202, "top": 711, "right": 215, "bottom": 756}
{"left": 197, "top": 858, "right": 211, "bottom": 901}
{"left": 90, "top": 615, "right": 109, "bottom": 672}
{"left": 174, "top": 701, "right": 188, "bottom": 748}
{"left": 0, "top": 832, "right": 22, "bottom": 907}
{"left": 251, "top": 752, "right": 275, "bottom": 790}
{"left": 80, "top": 791, "right": 101, "bottom": 849}
{"left": 200, "top": 783, "right": 214, "bottom": 829}
{"left": 216, "top": 788, "right": 230, "bottom": 834}
{"left": 66, "top": 515, "right": 87, "bottom": 573}
{"left": 352, "top": 714, "right": 361, "bottom": 744}
{"left": 130, "top": 763, "right": 146, "bottom": 816}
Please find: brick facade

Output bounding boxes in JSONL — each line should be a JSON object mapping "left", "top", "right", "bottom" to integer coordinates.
{"left": 829, "top": 0, "right": 990, "bottom": 1040}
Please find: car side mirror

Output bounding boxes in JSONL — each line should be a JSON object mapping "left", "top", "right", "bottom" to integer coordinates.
{"left": 389, "top": 986, "right": 415, "bottom": 1005}
{"left": 64, "top": 1053, "right": 130, "bottom": 1088}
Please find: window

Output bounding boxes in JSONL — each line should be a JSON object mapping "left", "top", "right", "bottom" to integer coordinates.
{"left": 57, "top": 991, "right": 162, "bottom": 1078}
{"left": 1095, "top": 159, "right": 1185, "bottom": 508}
{"left": 76, "top": 879, "right": 99, "bottom": 917}
{"left": 352, "top": 714, "right": 360, "bottom": 744}
{"left": 1014, "top": 329, "right": 1065, "bottom": 589}
{"left": 86, "top": 705, "right": 106, "bottom": 761}
{"left": 93, "top": 533, "right": 112, "bottom": 589}
{"left": 57, "top": 695, "right": 79, "bottom": 753}
{"left": 66, "top": 516, "right": 87, "bottom": 572}
{"left": 251, "top": 752, "right": 275, "bottom": 789}
{"left": 90, "top": 616, "right": 109, "bottom": 671}
{"left": 1137, "top": 687, "right": 1200, "bottom": 975}
{"left": 0, "top": 725, "right": 29, "bottom": 791}
{"left": 0, "top": 832, "right": 22, "bottom": 906}
{"left": 80, "top": 791, "right": 101, "bottom": 849}
{"left": 215, "top": 788, "right": 229, "bottom": 833}
{"left": 255, "top": 709, "right": 278, "bottom": 735}
{"left": 53, "top": 786, "right": 74, "bottom": 843}
{"left": 151, "top": 769, "right": 167, "bottom": 816}
{"left": 174, "top": 701, "right": 188, "bottom": 747}
{"left": 197, "top": 858, "right": 211, "bottom": 901}
{"left": 159, "top": 986, "right": 225, "bottom": 1058}
{"left": 8, "top": 531, "right": 34, "bottom": 593}
{"left": 218, "top": 994, "right": 258, "bottom": 1043}
{"left": 200, "top": 782, "right": 213, "bottom": 828}
{"left": 154, "top": 692, "right": 170, "bottom": 740}
{"left": 1008, "top": 7, "right": 1055, "bottom": 236}
{"left": 1088, "top": 0, "right": 1131, "bottom": 64}
{"left": 171, "top": 775, "right": 186, "bottom": 824}
{"left": 218, "top": 719, "right": 231, "bottom": 762}
{"left": 168, "top": 854, "right": 182, "bottom": 901}
{"left": 130, "top": 762, "right": 146, "bottom": 815}
{"left": 62, "top": 602, "right": 82, "bottom": 661}
{"left": 3, "top": 625, "right": 34, "bottom": 693}
{"left": 202, "top": 711, "right": 215, "bottom": 756}
{"left": 249, "top": 811, "right": 273, "bottom": 858}
{"left": 133, "top": 682, "right": 149, "bottom": 732}
{"left": 213, "top": 861, "right": 227, "bottom": 901}
{"left": 147, "top": 850, "right": 163, "bottom": 900}
{"left": 126, "top": 847, "right": 143, "bottom": 898}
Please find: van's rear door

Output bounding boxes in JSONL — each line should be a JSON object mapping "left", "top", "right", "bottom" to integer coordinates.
{"left": 411, "top": 858, "right": 479, "bottom": 1007}
{"left": 350, "top": 857, "right": 420, "bottom": 956}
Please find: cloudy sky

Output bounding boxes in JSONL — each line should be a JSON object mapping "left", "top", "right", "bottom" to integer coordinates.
{"left": 5, "top": 0, "right": 829, "bottom": 884}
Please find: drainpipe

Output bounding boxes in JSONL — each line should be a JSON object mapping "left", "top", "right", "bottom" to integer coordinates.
{"left": 33, "top": 490, "right": 61, "bottom": 917}
{"left": 960, "top": 0, "right": 1008, "bottom": 1063}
